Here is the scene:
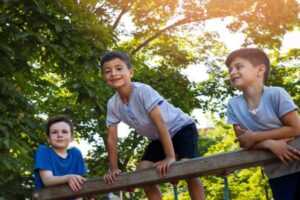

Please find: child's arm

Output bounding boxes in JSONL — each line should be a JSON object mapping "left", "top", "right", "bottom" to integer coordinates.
{"left": 103, "top": 124, "right": 121, "bottom": 184}
{"left": 149, "top": 105, "right": 176, "bottom": 177}
{"left": 234, "top": 124, "right": 300, "bottom": 164}
{"left": 236, "top": 110, "right": 300, "bottom": 148}
{"left": 255, "top": 138, "right": 300, "bottom": 164}
{"left": 39, "top": 170, "right": 86, "bottom": 191}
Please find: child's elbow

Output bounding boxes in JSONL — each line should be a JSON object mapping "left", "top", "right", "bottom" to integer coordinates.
{"left": 295, "top": 129, "right": 300, "bottom": 137}
{"left": 293, "top": 125, "right": 300, "bottom": 137}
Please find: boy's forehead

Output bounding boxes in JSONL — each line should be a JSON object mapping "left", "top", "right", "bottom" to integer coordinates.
{"left": 103, "top": 58, "right": 126, "bottom": 66}
{"left": 229, "top": 57, "right": 250, "bottom": 66}
{"left": 50, "top": 121, "right": 71, "bottom": 130}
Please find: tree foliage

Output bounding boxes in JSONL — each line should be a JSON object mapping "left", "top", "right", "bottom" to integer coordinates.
{"left": 0, "top": 0, "right": 300, "bottom": 199}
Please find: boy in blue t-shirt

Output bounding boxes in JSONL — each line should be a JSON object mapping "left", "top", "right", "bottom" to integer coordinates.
{"left": 34, "top": 115, "right": 87, "bottom": 199}
{"left": 101, "top": 51, "right": 205, "bottom": 200}
{"left": 226, "top": 48, "right": 300, "bottom": 200}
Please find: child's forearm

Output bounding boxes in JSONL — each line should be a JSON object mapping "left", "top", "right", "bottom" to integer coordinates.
{"left": 107, "top": 126, "right": 119, "bottom": 170}
{"left": 149, "top": 106, "right": 175, "bottom": 159}
{"left": 251, "top": 140, "right": 274, "bottom": 151}
{"left": 253, "top": 126, "right": 299, "bottom": 143}
{"left": 42, "top": 174, "right": 72, "bottom": 186}
{"left": 107, "top": 140, "right": 119, "bottom": 170}
{"left": 161, "top": 133, "right": 176, "bottom": 159}
{"left": 156, "top": 121, "right": 175, "bottom": 159}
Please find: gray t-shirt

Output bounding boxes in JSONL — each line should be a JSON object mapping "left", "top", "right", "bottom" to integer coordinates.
{"left": 106, "top": 82, "right": 194, "bottom": 140}
{"left": 227, "top": 86, "right": 300, "bottom": 179}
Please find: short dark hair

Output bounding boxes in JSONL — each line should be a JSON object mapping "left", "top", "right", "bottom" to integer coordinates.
{"left": 46, "top": 115, "right": 74, "bottom": 136}
{"left": 100, "top": 51, "right": 132, "bottom": 70}
{"left": 225, "top": 48, "right": 270, "bottom": 83}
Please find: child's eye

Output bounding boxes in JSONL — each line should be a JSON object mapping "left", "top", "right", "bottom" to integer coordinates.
{"left": 236, "top": 64, "right": 243, "bottom": 70}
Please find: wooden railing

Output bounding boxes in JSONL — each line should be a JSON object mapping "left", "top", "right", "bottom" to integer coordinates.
{"left": 32, "top": 137, "right": 300, "bottom": 200}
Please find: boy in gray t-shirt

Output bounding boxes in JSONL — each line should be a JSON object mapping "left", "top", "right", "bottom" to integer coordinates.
{"left": 100, "top": 51, "right": 205, "bottom": 200}
{"left": 226, "top": 48, "right": 300, "bottom": 200}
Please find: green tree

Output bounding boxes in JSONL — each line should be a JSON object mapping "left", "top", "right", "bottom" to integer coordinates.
{"left": 1, "top": 0, "right": 300, "bottom": 199}
{"left": 0, "top": 0, "right": 112, "bottom": 198}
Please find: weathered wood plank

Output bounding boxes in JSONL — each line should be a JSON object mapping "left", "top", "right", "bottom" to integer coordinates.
{"left": 32, "top": 137, "right": 300, "bottom": 200}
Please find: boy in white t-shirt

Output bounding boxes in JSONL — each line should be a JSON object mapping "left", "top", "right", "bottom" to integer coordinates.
{"left": 226, "top": 48, "right": 300, "bottom": 200}
{"left": 101, "top": 51, "right": 205, "bottom": 200}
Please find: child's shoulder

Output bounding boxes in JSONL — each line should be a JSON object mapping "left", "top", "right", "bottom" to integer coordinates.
{"left": 68, "top": 146, "right": 81, "bottom": 152}
{"left": 35, "top": 144, "right": 52, "bottom": 155}
{"left": 264, "top": 86, "right": 291, "bottom": 100}
{"left": 264, "top": 86, "right": 286, "bottom": 94}
{"left": 36, "top": 144, "right": 50, "bottom": 151}
{"left": 228, "top": 93, "right": 243, "bottom": 104}
{"left": 68, "top": 146, "right": 83, "bottom": 155}
{"left": 133, "top": 82, "right": 152, "bottom": 90}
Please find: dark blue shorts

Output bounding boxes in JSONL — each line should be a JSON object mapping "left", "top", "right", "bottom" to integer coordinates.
{"left": 268, "top": 171, "right": 300, "bottom": 200}
{"left": 141, "top": 123, "right": 199, "bottom": 162}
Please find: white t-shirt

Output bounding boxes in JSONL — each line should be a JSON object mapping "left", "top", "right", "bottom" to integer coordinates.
{"left": 106, "top": 82, "right": 194, "bottom": 140}
{"left": 227, "top": 86, "right": 300, "bottom": 179}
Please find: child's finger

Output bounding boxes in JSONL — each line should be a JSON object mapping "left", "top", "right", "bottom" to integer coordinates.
{"left": 73, "top": 177, "right": 82, "bottom": 190}
{"left": 70, "top": 179, "right": 79, "bottom": 191}
{"left": 156, "top": 162, "right": 165, "bottom": 177}
{"left": 156, "top": 162, "right": 163, "bottom": 176}
{"left": 288, "top": 146, "right": 300, "bottom": 155}
{"left": 279, "top": 155, "right": 288, "bottom": 164}
{"left": 287, "top": 147, "right": 300, "bottom": 160}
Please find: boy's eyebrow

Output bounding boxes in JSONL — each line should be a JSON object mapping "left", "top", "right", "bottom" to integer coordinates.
{"left": 103, "top": 64, "right": 124, "bottom": 68}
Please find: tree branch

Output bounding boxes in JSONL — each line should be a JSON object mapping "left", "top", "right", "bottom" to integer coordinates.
{"left": 112, "top": 2, "right": 133, "bottom": 31}
{"left": 130, "top": 16, "right": 205, "bottom": 55}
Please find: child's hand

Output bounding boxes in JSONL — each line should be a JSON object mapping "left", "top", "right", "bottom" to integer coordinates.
{"left": 154, "top": 157, "right": 175, "bottom": 177}
{"left": 234, "top": 125, "right": 246, "bottom": 137}
{"left": 103, "top": 169, "right": 121, "bottom": 184}
{"left": 235, "top": 126, "right": 257, "bottom": 149}
{"left": 267, "top": 139, "right": 300, "bottom": 164}
{"left": 67, "top": 175, "right": 86, "bottom": 192}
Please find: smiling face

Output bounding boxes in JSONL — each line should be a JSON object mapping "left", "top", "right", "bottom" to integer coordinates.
{"left": 47, "top": 121, "right": 73, "bottom": 150}
{"left": 228, "top": 57, "right": 265, "bottom": 90}
{"left": 102, "top": 58, "right": 134, "bottom": 89}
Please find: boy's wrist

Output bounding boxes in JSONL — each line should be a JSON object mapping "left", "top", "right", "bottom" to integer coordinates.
{"left": 109, "top": 166, "right": 119, "bottom": 171}
{"left": 249, "top": 131, "right": 260, "bottom": 143}
{"left": 262, "top": 139, "right": 274, "bottom": 150}
{"left": 165, "top": 156, "right": 176, "bottom": 161}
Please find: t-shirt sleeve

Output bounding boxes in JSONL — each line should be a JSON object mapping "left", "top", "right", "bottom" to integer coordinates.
{"left": 34, "top": 145, "right": 52, "bottom": 172}
{"left": 272, "top": 87, "right": 298, "bottom": 118}
{"left": 138, "top": 84, "right": 164, "bottom": 112}
{"left": 227, "top": 99, "right": 239, "bottom": 125}
{"left": 106, "top": 98, "right": 121, "bottom": 127}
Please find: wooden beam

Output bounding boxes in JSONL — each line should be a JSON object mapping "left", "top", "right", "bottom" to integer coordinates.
{"left": 32, "top": 137, "right": 300, "bottom": 200}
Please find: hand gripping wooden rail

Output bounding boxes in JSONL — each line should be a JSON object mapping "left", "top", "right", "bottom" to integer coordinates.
{"left": 32, "top": 137, "right": 300, "bottom": 200}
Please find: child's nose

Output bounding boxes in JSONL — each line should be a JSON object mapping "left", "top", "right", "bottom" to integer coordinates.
{"left": 230, "top": 68, "right": 236, "bottom": 75}
{"left": 111, "top": 69, "right": 117, "bottom": 76}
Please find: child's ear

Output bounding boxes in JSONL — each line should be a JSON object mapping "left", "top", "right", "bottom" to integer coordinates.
{"left": 46, "top": 136, "right": 51, "bottom": 143}
{"left": 258, "top": 64, "right": 266, "bottom": 77}
{"left": 129, "top": 68, "right": 134, "bottom": 78}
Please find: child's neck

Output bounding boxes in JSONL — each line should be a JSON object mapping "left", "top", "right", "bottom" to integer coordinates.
{"left": 52, "top": 148, "right": 68, "bottom": 158}
{"left": 243, "top": 85, "right": 264, "bottom": 110}
{"left": 117, "top": 82, "right": 132, "bottom": 104}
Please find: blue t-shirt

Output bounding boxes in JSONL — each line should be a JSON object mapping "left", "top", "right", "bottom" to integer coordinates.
{"left": 227, "top": 86, "right": 300, "bottom": 179}
{"left": 34, "top": 145, "right": 87, "bottom": 189}
{"left": 106, "top": 82, "right": 194, "bottom": 140}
